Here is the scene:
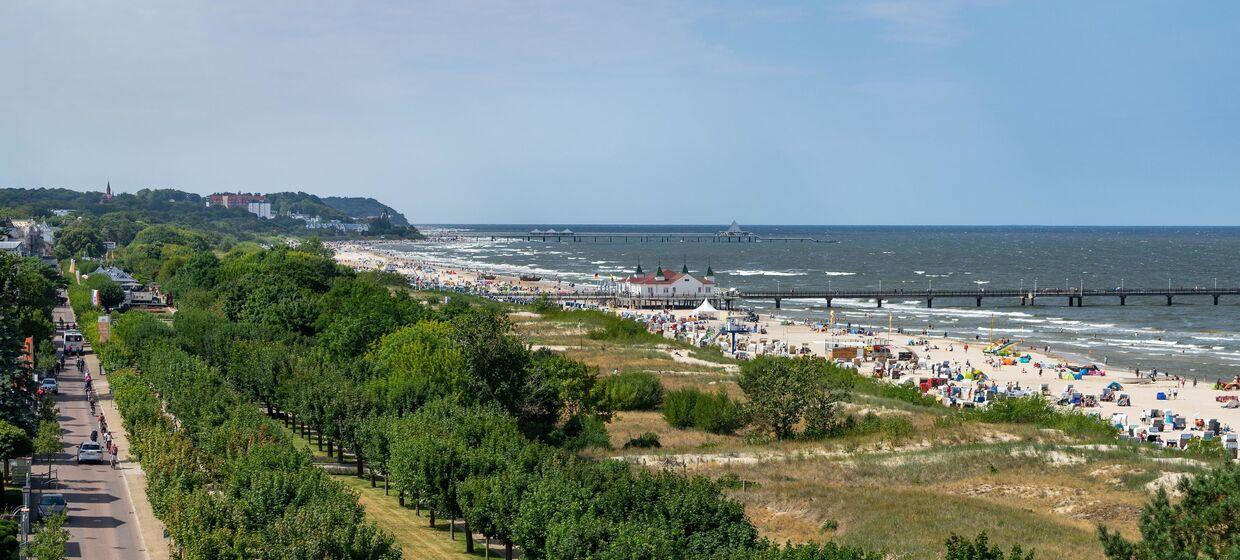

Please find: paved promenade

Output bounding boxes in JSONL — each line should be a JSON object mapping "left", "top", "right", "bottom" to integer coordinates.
{"left": 51, "top": 301, "right": 168, "bottom": 559}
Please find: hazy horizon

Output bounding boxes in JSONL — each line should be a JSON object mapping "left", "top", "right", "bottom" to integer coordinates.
{"left": 4, "top": 2, "right": 1239, "bottom": 225}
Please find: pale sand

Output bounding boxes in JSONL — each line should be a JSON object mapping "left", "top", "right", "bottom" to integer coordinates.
{"left": 331, "top": 243, "right": 1240, "bottom": 451}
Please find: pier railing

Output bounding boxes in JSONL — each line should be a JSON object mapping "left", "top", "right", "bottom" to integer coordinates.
{"left": 491, "top": 286, "right": 1240, "bottom": 309}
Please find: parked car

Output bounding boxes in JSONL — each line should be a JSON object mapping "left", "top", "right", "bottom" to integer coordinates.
{"left": 39, "top": 378, "right": 58, "bottom": 395}
{"left": 77, "top": 442, "right": 103, "bottom": 464}
{"left": 37, "top": 493, "right": 67, "bottom": 518}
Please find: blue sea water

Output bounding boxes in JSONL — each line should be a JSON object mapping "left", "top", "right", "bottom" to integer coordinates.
{"left": 390, "top": 225, "right": 1240, "bottom": 380}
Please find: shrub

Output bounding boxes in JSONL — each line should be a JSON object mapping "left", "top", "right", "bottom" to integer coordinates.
{"left": 944, "top": 532, "right": 1034, "bottom": 560}
{"left": 693, "top": 390, "right": 745, "bottom": 434}
{"left": 602, "top": 371, "right": 664, "bottom": 411}
{"left": 529, "top": 296, "right": 560, "bottom": 314}
{"left": 663, "top": 388, "right": 745, "bottom": 434}
{"left": 663, "top": 388, "right": 700, "bottom": 429}
{"left": 552, "top": 414, "right": 612, "bottom": 451}
{"left": 623, "top": 432, "right": 662, "bottom": 449}
{"left": 968, "top": 396, "right": 1115, "bottom": 439}
{"left": 587, "top": 319, "right": 655, "bottom": 342}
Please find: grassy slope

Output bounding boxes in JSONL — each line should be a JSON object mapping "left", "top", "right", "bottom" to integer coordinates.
{"left": 276, "top": 301, "right": 1221, "bottom": 559}
{"left": 510, "top": 309, "right": 1227, "bottom": 560}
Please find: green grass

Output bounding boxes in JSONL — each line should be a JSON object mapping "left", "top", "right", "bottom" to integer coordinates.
{"left": 280, "top": 418, "right": 488, "bottom": 558}
{"left": 335, "top": 475, "right": 484, "bottom": 559}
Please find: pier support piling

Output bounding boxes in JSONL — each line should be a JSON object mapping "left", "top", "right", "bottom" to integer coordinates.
{"left": 1167, "top": 295, "right": 1173, "bottom": 306}
{"left": 926, "top": 298, "right": 933, "bottom": 308}
{"left": 1214, "top": 295, "right": 1220, "bottom": 305}
{"left": 1119, "top": 296, "right": 1126, "bottom": 306}
{"left": 775, "top": 298, "right": 781, "bottom": 309}
{"left": 876, "top": 299, "right": 883, "bottom": 308}
{"left": 975, "top": 297, "right": 982, "bottom": 307}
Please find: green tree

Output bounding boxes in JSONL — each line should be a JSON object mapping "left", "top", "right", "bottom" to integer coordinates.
{"left": 1098, "top": 462, "right": 1240, "bottom": 560}
{"left": 23, "top": 513, "right": 69, "bottom": 560}
{"left": 738, "top": 356, "right": 851, "bottom": 440}
{"left": 368, "top": 322, "right": 472, "bottom": 412}
{"left": 83, "top": 274, "right": 124, "bottom": 310}
{"left": 53, "top": 220, "right": 105, "bottom": 259}
{"left": 944, "top": 533, "right": 1034, "bottom": 560}
{"left": 0, "top": 518, "right": 19, "bottom": 560}
{"left": 34, "top": 421, "right": 60, "bottom": 480}
{"left": 0, "top": 420, "right": 32, "bottom": 500}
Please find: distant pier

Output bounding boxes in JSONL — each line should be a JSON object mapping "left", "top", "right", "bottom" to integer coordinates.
{"left": 494, "top": 286, "right": 1240, "bottom": 310}
{"left": 429, "top": 222, "right": 822, "bottom": 243}
{"left": 431, "top": 231, "right": 820, "bottom": 243}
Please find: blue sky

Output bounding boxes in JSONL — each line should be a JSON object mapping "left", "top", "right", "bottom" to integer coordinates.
{"left": 3, "top": 2, "right": 1238, "bottom": 225}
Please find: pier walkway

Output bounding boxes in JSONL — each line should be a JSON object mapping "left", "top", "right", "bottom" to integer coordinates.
{"left": 495, "top": 286, "right": 1240, "bottom": 310}
{"left": 430, "top": 231, "right": 821, "bottom": 243}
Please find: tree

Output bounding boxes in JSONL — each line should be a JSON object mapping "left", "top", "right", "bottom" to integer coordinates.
{"left": 53, "top": 220, "right": 105, "bottom": 259}
{"left": 738, "top": 356, "right": 851, "bottom": 440}
{"left": 0, "top": 421, "right": 32, "bottom": 500}
{"left": 22, "top": 512, "right": 68, "bottom": 560}
{"left": 1098, "top": 462, "right": 1240, "bottom": 560}
{"left": 944, "top": 533, "right": 1034, "bottom": 560}
{"left": 0, "top": 518, "right": 19, "bottom": 560}
{"left": 83, "top": 274, "right": 124, "bottom": 310}
{"left": 368, "top": 322, "right": 472, "bottom": 413}
{"left": 34, "top": 421, "right": 60, "bottom": 480}
{"left": 23, "top": 513, "right": 69, "bottom": 560}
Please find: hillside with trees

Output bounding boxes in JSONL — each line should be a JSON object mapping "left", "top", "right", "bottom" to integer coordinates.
{"left": 0, "top": 187, "right": 422, "bottom": 245}
{"left": 322, "top": 196, "right": 410, "bottom": 226}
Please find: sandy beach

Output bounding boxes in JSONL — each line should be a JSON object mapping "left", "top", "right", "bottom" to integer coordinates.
{"left": 331, "top": 241, "right": 1240, "bottom": 457}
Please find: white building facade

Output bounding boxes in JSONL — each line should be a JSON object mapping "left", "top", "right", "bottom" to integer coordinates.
{"left": 620, "top": 266, "right": 716, "bottom": 298}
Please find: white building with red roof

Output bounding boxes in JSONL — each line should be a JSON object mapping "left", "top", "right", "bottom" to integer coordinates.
{"left": 621, "top": 264, "right": 717, "bottom": 298}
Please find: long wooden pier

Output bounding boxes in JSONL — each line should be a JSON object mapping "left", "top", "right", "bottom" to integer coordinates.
{"left": 497, "top": 286, "right": 1240, "bottom": 309}
{"left": 430, "top": 231, "right": 821, "bottom": 243}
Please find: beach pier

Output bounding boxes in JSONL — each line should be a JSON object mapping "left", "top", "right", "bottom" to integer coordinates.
{"left": 434, "top": 231, "right": 822, "bottom": 243}
{"left": 734, "top": 286, "right": 1238, "bottom": 308}
{"left": 495, "top": 285, "right": 1238, "bottom": 310}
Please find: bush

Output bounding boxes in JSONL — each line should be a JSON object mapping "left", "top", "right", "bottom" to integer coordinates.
{"left": 602, "top": 371, "right": 664, "bottom": 411}
{"left": 944, "top": 532, "right": 1034, "bottom": 560}
{"left": 529, "top": 296, "right": 560, "bottom": 314}
{"left": 587, "top": 319, "right": 655, "bottom": 342}
{"left": 968, "top": 396, "right": 1115, "bottom": 439}
{"left": 623, "top": 432, "right": 662, "bottom": 449}
{"left": 663, "top": 388, "right": 700, "bottom": 429}
{"left": 663, "top": 388, "right": 745, "bottom": 434}
{"left": 552, "top": 414, "right": 612, "bottom": 451}
{"left": 693, "top": 389, "right": 745, "bottom": 434}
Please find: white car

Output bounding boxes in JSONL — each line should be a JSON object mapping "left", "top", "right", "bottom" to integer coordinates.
{"left": 77, "top": 441, "right": 103, "bottom": 464}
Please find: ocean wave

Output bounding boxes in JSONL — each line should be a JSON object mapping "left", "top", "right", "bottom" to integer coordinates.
{"left": 823, "top": 271, "right": 856, "bottom": 276}
{"left": 728, "top": 270, "right": 806, "bottom": 277}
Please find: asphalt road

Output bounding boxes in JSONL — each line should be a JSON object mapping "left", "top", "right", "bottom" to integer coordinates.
{"left": 46, "top": 303, "right": 148, "bottom": 559}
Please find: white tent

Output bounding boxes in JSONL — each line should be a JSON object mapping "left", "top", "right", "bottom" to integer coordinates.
{"left": 693, "top": 299, "right": 719, "bottom": 318}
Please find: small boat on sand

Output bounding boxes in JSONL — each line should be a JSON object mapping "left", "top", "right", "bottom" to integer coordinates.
{"left": 519, "top": 274, "right": 541, "bottom": 282}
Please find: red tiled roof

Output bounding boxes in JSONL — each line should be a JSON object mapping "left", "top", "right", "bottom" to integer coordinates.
{"left": 623, "top": 268, "right": 715, "bottom": 285}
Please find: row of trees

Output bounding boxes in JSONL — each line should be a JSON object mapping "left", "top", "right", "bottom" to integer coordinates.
{"left": 101, "top": 243, "right": 894, "bottom": 559}
{"left": 101, "top": 314, "right": 401, "bottom": 559}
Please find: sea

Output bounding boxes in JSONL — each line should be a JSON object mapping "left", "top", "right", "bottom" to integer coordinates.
{"left": 388, "top": 225, "right": 1240, "bottom": 381}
